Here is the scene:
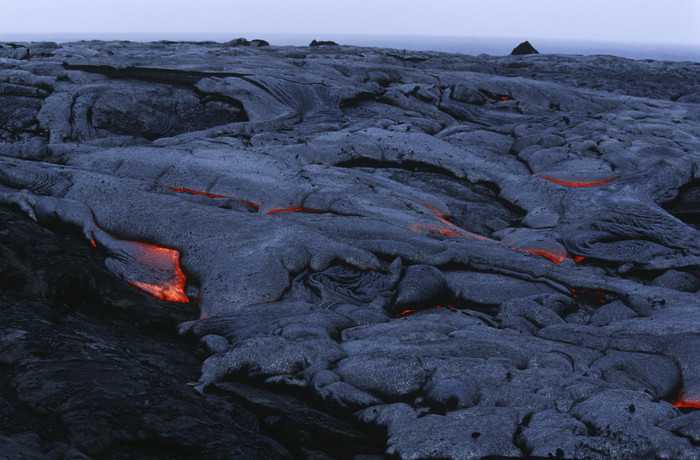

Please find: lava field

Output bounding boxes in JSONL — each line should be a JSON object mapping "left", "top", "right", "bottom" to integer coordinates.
{"left": 0, "top": 39, "right": 699, "bottom": 459}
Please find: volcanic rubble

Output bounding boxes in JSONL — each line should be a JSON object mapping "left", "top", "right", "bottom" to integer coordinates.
{"left": 0, "top": 39, "right": 699, "bottom": 459}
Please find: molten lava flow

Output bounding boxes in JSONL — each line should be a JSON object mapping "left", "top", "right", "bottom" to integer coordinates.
{"left": 539, "top": 176, "right": 620, "bottom": 187}
{"left": 122, "top": 242, "right": 189, "bottom": 303}
{"left": 168, "top": 187, "right": 260, "bottom": 210}
{"left": 267, "top": 207, "right": 325, "bottom": 215}
{"left": 573, "top": 255, "right": 586, "bottom": 263}
{"left": 673, "top": 398, "right": 700, "bottom": 409}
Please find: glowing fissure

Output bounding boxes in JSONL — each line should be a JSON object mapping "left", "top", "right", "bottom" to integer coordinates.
{"left": 168, "top": 186, "right": 260, "bottom": 210}
{"left": 419, "top": 205, "right": 583, "bottom": 264}
{"left": 422, "top": 205, "right": 495, "bottom": 242}
{"left": 168, "top": 187, "right": 328, "bottom": 215}
{"left": 539, "top": 176, "right": 620, "bottom": 187}
{"left": 395, "top": 305, "right": 457, "bottom": 318}
{"left": 521, "top": 249, "right": 567, "bottom": 264}
{"left": 569, "top": 288, "right": 617, "bottom": 305}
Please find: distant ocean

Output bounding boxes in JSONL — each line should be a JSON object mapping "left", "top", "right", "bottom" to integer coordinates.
{"left": 2, "top": 32, "right": 699, "bottom": 63}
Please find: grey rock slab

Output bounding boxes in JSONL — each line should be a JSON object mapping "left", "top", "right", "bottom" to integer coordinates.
{"left": 363, "top": 403, "right": 522, "bottom": 459}
{"left": 444, "top": 270, "right": 563, "bottom": 307}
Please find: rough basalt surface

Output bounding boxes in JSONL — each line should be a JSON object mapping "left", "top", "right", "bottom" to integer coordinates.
{"left": 0, "top": 39, "right": 699, "bottom": 459}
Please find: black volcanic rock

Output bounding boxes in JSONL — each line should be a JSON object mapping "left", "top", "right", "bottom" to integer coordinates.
{"left": 0, "top": 39, "right": 699, "bottom": 459}
{"left": 309, "top": 39, "right": 339, "bottom": 46}
{"left": 250, "top": 39, "right": 270, "bottom": 47}
{"left": 226, "top": 37, "right": 250, "bottom": 46}
{"left": 511, "top": 40, "right": 539, "bottom": 55}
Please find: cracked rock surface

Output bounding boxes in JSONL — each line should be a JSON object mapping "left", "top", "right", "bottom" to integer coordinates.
{"left": 0, "top": 39, "right": 699, "bottom": 459}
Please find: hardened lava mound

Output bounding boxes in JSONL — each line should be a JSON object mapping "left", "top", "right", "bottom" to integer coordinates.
{"left": 0, "top": 39, "right": 699, "bottom": 459}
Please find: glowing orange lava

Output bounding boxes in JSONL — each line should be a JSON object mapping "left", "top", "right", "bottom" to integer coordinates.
{"left": 539, "top": 176, "right": 620, "bottom": 187}
{"left": 673, "top": 398, "right": 700, "bottom": 409}
{"left": 124, "top": 242, "right": 189, "bottom": 303}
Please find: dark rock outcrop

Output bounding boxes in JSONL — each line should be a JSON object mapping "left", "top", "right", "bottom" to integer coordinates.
{"left": 511, "top": 40, "right": 540, "bottom": 55}
{"left": 310, "top": 39, "right": 339, "bottom": 47}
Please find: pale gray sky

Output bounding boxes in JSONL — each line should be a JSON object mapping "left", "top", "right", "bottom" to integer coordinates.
{"left": 1, "top": 0, "right": 698, "bottom": 46}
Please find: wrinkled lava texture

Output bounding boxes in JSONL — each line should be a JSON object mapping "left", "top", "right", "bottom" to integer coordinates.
{"left": 0, "top": 39, "right": 699, "bottom": 459}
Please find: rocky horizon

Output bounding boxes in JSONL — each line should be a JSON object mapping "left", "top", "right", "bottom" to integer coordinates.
{"left": 0, "top": 39, "right": 699, "bottom": 459}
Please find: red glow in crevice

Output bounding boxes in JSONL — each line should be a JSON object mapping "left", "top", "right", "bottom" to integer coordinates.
{"left": 417, "top": 205, "right": 585, "bottom": 265}
{"left": 395, "top": 305, "right": 456, "bottom": 317}
{"left": 167, "top": 187, "right": 260, "bottom": 210}
{"left": 520, "top": 249, "right": 567, "bottom": 264}
{"left": 538, "top": 176, "right": 620, "bottom": 187}
{"left": 421, "top": 205, "right": 495, "bottom": 242}
{"left": 520, "top": 248, "right": 586, "bottom": 265}
{"left": 169, "top": 187, "right": 230, "bottom": 199}
{"left": 569, "top": 288, "right": 617, "bottom": 305}
{"left": 672, "top": 387, "right": 700, "bottom": 410}
{"left": 673, "top": 398, "right": 700, "bottom": 410}
{"left": 167, "top": 186, "right": 332, "bottom": 216}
